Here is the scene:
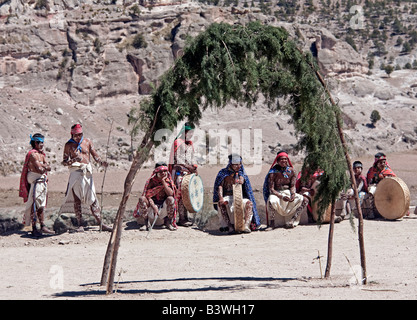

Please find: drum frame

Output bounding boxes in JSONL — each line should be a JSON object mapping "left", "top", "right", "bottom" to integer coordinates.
{"left": 374, "top": 176, "right": 410, "bottom": 220}
{"left": 233, "top": 184, "right": 245, "bottom": 232}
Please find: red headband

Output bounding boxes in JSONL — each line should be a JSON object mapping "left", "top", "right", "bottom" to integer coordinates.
{"left": 271, "top": 151, "right": 293, "bottom": 169}
{"left": 154, "top": 166, "right": 168, "bottom": 173}
{"left": 71, "top": 124, "right": 83, "bottom": 135}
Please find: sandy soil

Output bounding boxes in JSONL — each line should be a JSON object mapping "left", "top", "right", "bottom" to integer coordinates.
{"left": 1, "top": 151, "right": 417, "bottom": 300}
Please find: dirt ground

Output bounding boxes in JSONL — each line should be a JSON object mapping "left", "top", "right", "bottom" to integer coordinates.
{"left": 1, "top": 150, "right": 417, "bottom": 300}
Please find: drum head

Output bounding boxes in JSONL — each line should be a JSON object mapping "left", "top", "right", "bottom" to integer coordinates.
{"left": 181, "top": 174, "right": 204, "bottom": 213}
{"left": 374, "top": 177, "right": 410, "bottom": 220}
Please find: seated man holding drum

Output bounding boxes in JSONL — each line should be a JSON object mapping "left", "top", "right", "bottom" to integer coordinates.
{"left": 213, "top": 154, "right": 261, "bottom": 234}
{"left": 168, "top": 123, "right": 198, "bottom": 227}
{"left": 263, "top": 151, "right": 308, "bottom": 229}
{"left": 133, "top": 162, "right": 177, "bottom": 231}
{"left": 365, "top": 152, "right": 396, "bottom": 219}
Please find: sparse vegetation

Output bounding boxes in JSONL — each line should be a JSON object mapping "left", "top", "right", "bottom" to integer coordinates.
{"left": 384, "top": 64, "right": 394, "bottom": 77}
{"left": 34, "top": 0, "right": 49, "bottom": 10}
{"left": 370, "top": 110, "right": 381, "bottom": 127}
{"left": 131, "top": 34, "right": 147, "bottom": 49}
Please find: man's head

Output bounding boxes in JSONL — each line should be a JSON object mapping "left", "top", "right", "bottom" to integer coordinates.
{"left": 71, "top": 124, "right": 83, "bottom": 142}
{"left": 154, "top": 162, "right": 168, "bottom": 180}
{"left": 376, "top": 158, "right": 387, "bottom": 171}
{"left": 229, "top": 153, "right": 242, "bottom": 172}
{"left": 30, "top": 133, "right": 45, "bottom": 151}
{"left": 373, "top": 152, "right": 387, "bottom": 170}
{"left": 353, "top": 161, "right": 363, "bottom": 175}
{"left": 183, "top": 122, "right": 194, "bottom": 141}
{"left": 277, "top": 156, "right": 289, "bottom": 168}
{"left": 275, "top": 150, "right": 291, "bottom": 168}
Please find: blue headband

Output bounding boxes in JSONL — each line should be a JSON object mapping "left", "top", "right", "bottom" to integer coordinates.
{"left": 30, "top": 134, "right": 44, "bottom": 144}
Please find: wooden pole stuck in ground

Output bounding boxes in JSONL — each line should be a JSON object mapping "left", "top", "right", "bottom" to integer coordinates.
{"left": 100, "top": 107, "right": 160, "bottom": 294}
{"left": 312, "top": 69, "right": 367, "bottom": 285}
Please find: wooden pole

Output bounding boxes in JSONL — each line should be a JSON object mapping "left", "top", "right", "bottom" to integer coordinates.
{"left": 313, "top": 70, "right": 367, "bottom": 284}
{"left": 100, "top": 120, "right": 114, "bottom": 232}
{"left": 324, "top": 202, "right": 336, "bottom": 278}
{"left": 100, "top": 107, "right": 161, "bottom": 293}
{"left": 106, "top": 143, "right": 154, "bottom": 294}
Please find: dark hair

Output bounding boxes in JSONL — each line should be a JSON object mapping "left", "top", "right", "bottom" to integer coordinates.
{"left": 30, "top": 133, "right": 44, "bottom": 148}
{"left": 155, "top": 161, "right": 167, "bottom": 168}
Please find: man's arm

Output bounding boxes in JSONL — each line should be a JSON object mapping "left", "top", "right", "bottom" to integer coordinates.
{"left": 268, "top": 173, "right": 283, "bottom": 199}
{"left": 218, "top": 184, "right": 225, "bottom": 205}
{"left": 31, "top": 154, "right": 50, "bottom": 174}
{"left": 161, "top": 177, "right": 174, "bottom": 197}
{"left": 89, "top": 140, "right": 108, "bottom": 167}
{"left": 62, "top": 143, "right": 82, "bottom": 166}
{"left": 288, "top": 171, "right": 296, "bottom": 201}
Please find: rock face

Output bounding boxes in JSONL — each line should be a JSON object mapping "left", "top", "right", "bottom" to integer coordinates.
{"left": 314, "top": 28, "right": 369, "bottom": 76}
{"left": 0, "top": 1, "right": 416, "bottom": 175}
{"left": 0, "top": 2, "right": 370, "bottom": 103}
{"left": 0, "top": 213, "right": 23, "bottom": 234}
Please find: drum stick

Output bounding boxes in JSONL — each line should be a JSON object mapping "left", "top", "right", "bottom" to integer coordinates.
{"left": 146, "top": 213, "right": 159, "bottom": 239}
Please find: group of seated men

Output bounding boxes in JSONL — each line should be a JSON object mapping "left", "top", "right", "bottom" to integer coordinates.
{"left": 133, "top": 123, "right": 396, "bottom": 234}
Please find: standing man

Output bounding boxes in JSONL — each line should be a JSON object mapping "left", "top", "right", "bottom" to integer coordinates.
{"left": 168, "top": 123, "right": 198, "bottom": 227}
{"left": 213, "top": 154, "right": 261, "bottom": 233}
{"left": 61, "top": 123, "right": 112, "bottom": 232}
{"left": 19, "top": 133, "right": 54, "bottom": 236}
{"left": 263, "top": 151, "right": 308, "bottom": 229}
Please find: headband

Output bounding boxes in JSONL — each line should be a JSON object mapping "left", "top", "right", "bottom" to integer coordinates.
{"left": 71, "top": 124, "right": 83, "bottom": 135}
{"left": 30, "top": 134, "right": 44, "bottom": 144}
{"left": 229, "top": 154, "right": 242, "bottom": 165}
{"left": 273, "top": 151, "right": 293, "bottom": 168}
{"left": 154, "top": 165, "right": 169, "bottom": 173}
{"left": 353, "top": 161, "right": 363, "bottom": 168}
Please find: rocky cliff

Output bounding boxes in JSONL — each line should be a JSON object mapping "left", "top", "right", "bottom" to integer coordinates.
{"left": 0, "top": 1, "right": 416, "bottom": 176}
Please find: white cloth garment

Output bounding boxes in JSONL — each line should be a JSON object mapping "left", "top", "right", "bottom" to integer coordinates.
{"left": 60, "top": 163, "right": 98, "bottom": 214}
{"left": 267, "top": 190, "right": 304, "bottom": 227}
{"left": 23, "top": 172, "right": 47, "bottom": 226}
{"left": 217, "top": 195, "right": 253, "bottom": 229}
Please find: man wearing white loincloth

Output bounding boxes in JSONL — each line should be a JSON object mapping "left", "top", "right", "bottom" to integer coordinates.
{"left": 61, "top": 124, "right": 112, "bottom": 232}
{"left": 263, "top": 151, "right": 308, "bottom": 229}
{"left": 19, "top": 133, "right": 55, "bottom": 237}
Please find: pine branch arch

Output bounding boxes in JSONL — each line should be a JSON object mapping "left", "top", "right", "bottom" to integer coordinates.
{"left": 133, "top": 21, "right": 349, "bottom": 211}
{"left": 102, "top": 22, "right": 367, "bottom": 293}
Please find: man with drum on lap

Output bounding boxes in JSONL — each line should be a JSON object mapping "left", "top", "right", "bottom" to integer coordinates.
{"left": 213, "top": 154, "right": 261, "bottom": 234}
{"left": 263, "top": 151, "right": 308, "bottom": 229}
{"left": 168, "top": 123, "right": 198, "bottom": 227}
{"left": 133, "top": 162, "right": 177, "bottom": 231}
{"left": 365, "top": 152, "right": 396, "bottom": 219}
